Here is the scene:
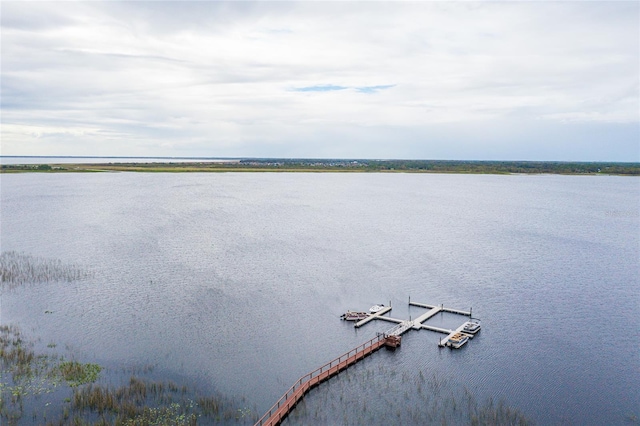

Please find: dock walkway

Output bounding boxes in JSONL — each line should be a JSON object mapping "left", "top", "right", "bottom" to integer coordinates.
{"left": 256, "top": 332, "right": 396, "bottom": 426}
{"left": 409, "top": 301, "right": 471, "bottom": 316}
{"left": 386, "top": 320, "right": 414, "bottom": 336}
{"left": 410, "top": 306, "right": 442, "bottom": 329}
{"left": 354, "top": 306, "right": 393, "bottom": 328}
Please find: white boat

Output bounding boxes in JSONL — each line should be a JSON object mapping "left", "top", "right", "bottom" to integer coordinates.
{"left": 369, "top": 304, "right": 385, "bottom": 313}
{"left": 462, "top": 321, "right": 481, "bottom": 335}
{"left": 447, "top": 332, "right": 469, "bottom": 349}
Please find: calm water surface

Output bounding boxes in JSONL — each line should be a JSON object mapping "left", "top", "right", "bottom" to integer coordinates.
{"left": 1, "top": 173, "right": 638, "bottom": 425}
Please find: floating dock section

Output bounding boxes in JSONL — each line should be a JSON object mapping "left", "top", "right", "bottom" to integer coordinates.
{"left": 350, "top": 301, "right": 475, "bottom": 346}
{"left": 409, "top": 301, "right": 472, "bottom": 317}
{"left": 354, "top": 306, "right": 393, "bottom": 328}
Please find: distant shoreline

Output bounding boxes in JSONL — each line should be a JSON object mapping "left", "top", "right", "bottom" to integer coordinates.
{"left": 1, "top": 159, "right": 639, "bottom": 175}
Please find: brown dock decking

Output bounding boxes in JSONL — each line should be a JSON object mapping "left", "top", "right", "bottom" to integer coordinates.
{"left": 255, "top": 333, "right": 397, "bottom": 426}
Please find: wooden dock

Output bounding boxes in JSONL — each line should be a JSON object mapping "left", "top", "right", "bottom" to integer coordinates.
{"left": 255, "top": 333, "right": 399, "bottom": 426}
{"left": 256, "top": 300, "right": 479, "bottom": 425}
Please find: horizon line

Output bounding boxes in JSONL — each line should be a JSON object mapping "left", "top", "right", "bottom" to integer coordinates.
{"left": 1, "top": 155, "right": 638, "bottom": 164}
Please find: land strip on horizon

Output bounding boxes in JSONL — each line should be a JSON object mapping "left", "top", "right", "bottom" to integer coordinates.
{"left": 1, "top": 159, "right": 639, "bottom": 175}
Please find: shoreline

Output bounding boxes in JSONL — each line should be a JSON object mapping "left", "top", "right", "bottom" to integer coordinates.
{"left": 2, "top": 160, "right": 639, "bottom": 175}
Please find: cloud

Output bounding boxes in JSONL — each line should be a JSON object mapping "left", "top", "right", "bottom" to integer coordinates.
{"left": 1, "top": 1, "right": 638, "bottom": 160}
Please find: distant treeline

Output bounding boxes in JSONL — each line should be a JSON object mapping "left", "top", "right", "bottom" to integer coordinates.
{"left": 2, "top": 159, "right": 639, "bottom": 175}
{"left": 239, "top": 159, "right": 640, "bottom": 175}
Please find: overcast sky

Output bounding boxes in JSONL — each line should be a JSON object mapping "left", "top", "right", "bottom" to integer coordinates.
{"left": 2, "top": 1, "right": 638, "bottom": 161}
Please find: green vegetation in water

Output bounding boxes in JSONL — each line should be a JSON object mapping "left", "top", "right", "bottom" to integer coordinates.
{"left": 0, "top": 325, "right": 257, "bottom": 425}
{"left": 0, "top": 325, "right": 62, "bottom": 423}
{"left": 55, "top": 361, "right": 102, "bottom": 387}
{"left": 69, "top": 377, "right": 256, "bottom": 425}
{"left": 0, "top": 251, "right": 92, "bottom": 290}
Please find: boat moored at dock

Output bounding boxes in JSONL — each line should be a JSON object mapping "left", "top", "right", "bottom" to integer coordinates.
{"left": 340, "top": 311, "right": 369, "bottom": 321}
{"left": 446, "top": 332, "right": 469, "bottom": 349}
{"left": 462, "top": 320, "right": 481, "bottom": 335}
{"left": 369, "top": 304, "right": 386, "bottom": 313}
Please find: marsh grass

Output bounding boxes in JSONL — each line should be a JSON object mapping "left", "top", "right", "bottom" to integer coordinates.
{"left": 67, "top": 377, "right": 256, "bottom": 425}
{"left": 0, "top": 325, "right": 62, "bottom": 424}
{"left": 285, "top": 363, "right": 533, "bottom": 426}
{"left": 0, "top": 251, "right": 92, "bottom": 290}
{"left": 1, "top": 325, "right": 257, "bottom": 425}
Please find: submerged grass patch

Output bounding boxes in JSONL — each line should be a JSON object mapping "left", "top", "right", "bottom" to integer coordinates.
{"left": 0, "top": 251, "right": 92, "bottom": 289}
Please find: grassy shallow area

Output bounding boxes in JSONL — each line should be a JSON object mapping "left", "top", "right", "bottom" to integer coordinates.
{"left": 0, "top": 252, "right": 257, "bottom": 425}
{"left": 1, "top": 159, "right": 639, "bottom": 175}
{"left": 0, "top": 325, "right": 258, "bottom": 425}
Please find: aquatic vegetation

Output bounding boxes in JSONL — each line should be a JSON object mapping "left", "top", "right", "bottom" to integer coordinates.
{"left": 285, "top": 363, "right": 534, "bottom": 425}
{"left": 0, "top": 325, "right": 256, "bottom": 425}
{"left": 0, "top": 251, "right": 92, "bottom": 289}
{"left": 70, "top": 378, "right": 257, "bottom": 425}
{"left": 54, "top": 361, "right": 102, "bottom": 387}
{"left": 0, "top": 325, "right": 61, "bottom": 423}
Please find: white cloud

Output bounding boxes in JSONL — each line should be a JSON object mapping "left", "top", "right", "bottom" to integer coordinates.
{"left": 1, "top": 1, "right": 638, "bottom": 160}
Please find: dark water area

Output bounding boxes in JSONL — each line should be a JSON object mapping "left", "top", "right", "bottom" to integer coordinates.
{"left": 0, "top": 172, "right": 638, "bottom": 425}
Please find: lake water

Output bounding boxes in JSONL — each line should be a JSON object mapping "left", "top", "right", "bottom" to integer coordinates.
{"left": 0, "top": 172, "right": 638, "bottom": 425}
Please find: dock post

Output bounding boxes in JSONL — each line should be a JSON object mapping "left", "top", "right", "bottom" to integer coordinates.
{"left": 409, "top": 295, "right": 411, "bottom": 304}
{"left": 470, "top": 307, "right": 472, "bottom": 318}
